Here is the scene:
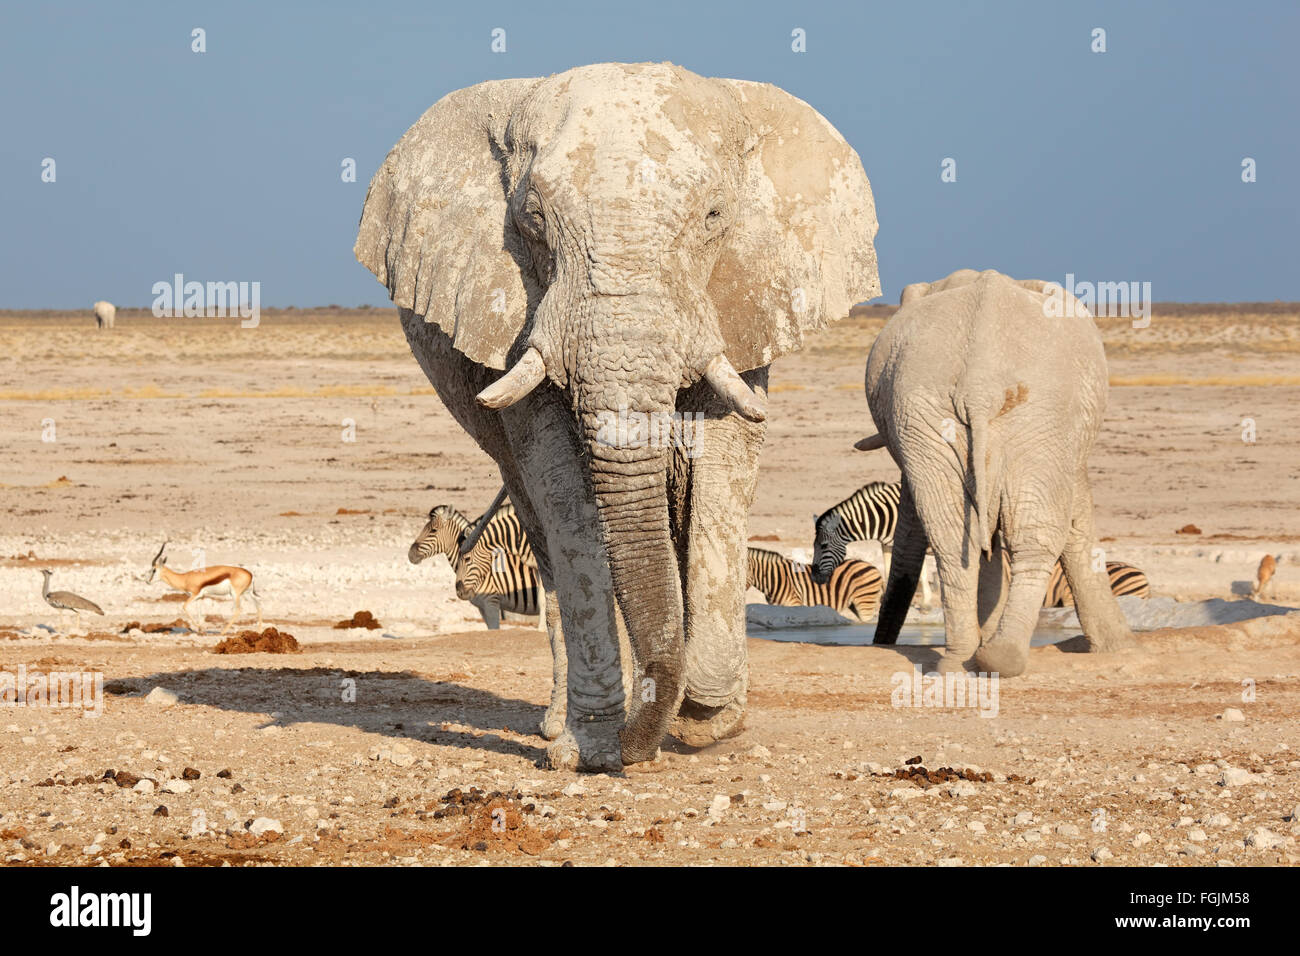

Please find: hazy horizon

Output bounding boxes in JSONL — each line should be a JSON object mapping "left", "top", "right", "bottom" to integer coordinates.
{"left": 1, "top": 0, "right": 1296, "bottom": 309}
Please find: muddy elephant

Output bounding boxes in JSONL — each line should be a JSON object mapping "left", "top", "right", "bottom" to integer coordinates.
{"left": 857, "top": 269, "right": 1132, "bottom": 676}
{"left": 355, "top": 62, "right": 880, "bottom": 770}
{"left": 93, "top": 300, "right": 115, "bottom": 329}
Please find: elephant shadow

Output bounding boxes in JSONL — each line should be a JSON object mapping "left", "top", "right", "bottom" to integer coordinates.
{"left": 107, "top": 666, "right": 550, "bottom": 764}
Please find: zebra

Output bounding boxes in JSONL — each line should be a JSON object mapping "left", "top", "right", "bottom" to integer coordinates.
{"left": 408, "top": 501, "right": 535, "bottom": 570}
{"left": 408, "top": 495, "right": 540, "bottom": 628}
{"left": 455, "top": 543, "right": 542, "bottom": 630}
{"left": 746, "top": 547, "right": 883, "bottom": 622}
{"left": 1042, "top": 560, "right": 1151, "bottom": 608}
{"left": 812, "top": 481, "right": 934, "bottom": 605}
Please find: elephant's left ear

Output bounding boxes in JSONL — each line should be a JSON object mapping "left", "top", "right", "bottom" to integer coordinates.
{"left": 709, "top": 80, "right": 881, "bottom": 371}
{"left": 354, "top": 78, "right": 543, "bottom": 370}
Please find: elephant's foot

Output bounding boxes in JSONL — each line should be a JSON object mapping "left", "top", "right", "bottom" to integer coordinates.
{"left": 545, "top": 717, "right": 623, "bottom": 774}
{"left": 1084, "top": 626, "right": 1137, "bottom": 653}
{"left": 669, "top": 696, "right": 746, "bottom": 747}
{"left": 973, "top": 638, "right": 1028, "bottom": 678}
{"left": 539, "top": 700, "right": 567, "bottom": 741}
{"left": 545, "top": 731, "right": 580, "bottom": 771}
{"left": 623, "top": 751, "right": 670, "bottom": 773}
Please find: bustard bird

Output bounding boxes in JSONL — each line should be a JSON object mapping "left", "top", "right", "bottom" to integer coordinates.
{"left": 39, "top": 569, "right": 105, "bottom": 632}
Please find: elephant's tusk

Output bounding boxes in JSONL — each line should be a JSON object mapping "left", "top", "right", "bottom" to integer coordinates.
{"left": 477, "top": 347, "right": 547, "bottom": 409}
{"left": 703, "top": 354, "right": 767, "bottom": 422}
{"left": 854, "top": 434, "right": 887, "bottom": 451}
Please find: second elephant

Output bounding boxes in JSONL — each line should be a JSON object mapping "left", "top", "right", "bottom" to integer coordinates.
{"left": 859, "top": 269, "right": 1133, "bottom": 676}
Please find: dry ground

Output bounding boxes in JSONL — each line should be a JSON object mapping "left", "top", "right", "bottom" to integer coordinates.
{"left": 0, "top": 304, "right": 1297, "bottom": 866}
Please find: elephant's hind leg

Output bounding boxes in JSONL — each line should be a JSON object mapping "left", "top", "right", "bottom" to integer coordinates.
{"left": 492, "top": 462, "right": 569, "bottom": 741}
{"left": 1059, "top": 476, "right": 1135, "bottom": 652}
{"left": 874, "top": 482, "right": 927, "bottom": 644}
{"left": 973, "top": 520, "right": 1063, "bottom": 678}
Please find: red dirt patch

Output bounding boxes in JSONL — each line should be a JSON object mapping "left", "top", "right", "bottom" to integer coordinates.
{"left": 122, "top": 619, "right": 189, "bottom": 633}
{"left": 212, "top": 627, "right": 300, "bottom": 654}
{"left": 334, "top": 610, "right": 382, "bottom": 630}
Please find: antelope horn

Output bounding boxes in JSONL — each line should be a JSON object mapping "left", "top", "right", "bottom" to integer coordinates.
{"left": 703, "top": 354, "right": 767, "bottom": 422}
{"left": 459, "top": 486, "right": 509, "bottom": 557}
{"left": 477, "top": 348, "right": 546, "bottom": 409}
{"left": 152, "top": 540, "right": 169, "bottom": 564}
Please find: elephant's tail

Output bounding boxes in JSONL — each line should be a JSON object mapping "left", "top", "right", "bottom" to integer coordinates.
{"left": 965, "top": 405, "right": 996, "bottom": 558}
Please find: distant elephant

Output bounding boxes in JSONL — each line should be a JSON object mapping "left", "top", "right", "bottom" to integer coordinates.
{"left": 857, "top": 269, "right": 1132, "bottom": 676}
{"left": 93, "top": 300, "right": 115, "bottom": 329}
{"left": 356, "top": 62, "right": 880, "bottom": 770}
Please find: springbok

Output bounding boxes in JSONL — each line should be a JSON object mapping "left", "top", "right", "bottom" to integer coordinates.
{"left": 1252, "top": 554, "right": 1278, "bottom": 599}
{"left": 147, "top": 541, "right": 262, "bottom": 634}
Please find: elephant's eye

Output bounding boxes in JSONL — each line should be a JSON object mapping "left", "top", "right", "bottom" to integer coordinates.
{"left": 516, "top": 193, "right": 546, "bottom": 239}
{"left": 703, "top": 205, "right": 727, "bottom": 239}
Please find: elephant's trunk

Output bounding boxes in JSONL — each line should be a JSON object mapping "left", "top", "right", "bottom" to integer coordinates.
{"left": 584, "top": 423, "right": 683, "bottom": 763}
{"left": 572, "top": 320, "right": 685, "bottom": 761}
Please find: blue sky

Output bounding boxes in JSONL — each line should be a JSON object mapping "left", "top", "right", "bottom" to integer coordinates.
{"left": 1, "top": 0, "right": 1295, "bottom": 308}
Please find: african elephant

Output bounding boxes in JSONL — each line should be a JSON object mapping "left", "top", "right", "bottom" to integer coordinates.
{"left": 355, "top": 62, "right": 879, "bottom": 770}
{"left": 857, "top": 269, "right": 1132, "bottom": 676}
{"left": 93, "top": 300, "right": 115, "bottom": 329}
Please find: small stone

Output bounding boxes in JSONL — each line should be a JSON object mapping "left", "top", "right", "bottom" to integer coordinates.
{"left": 144, "top": 687, "right": 179, "bottom": 707}
{"left": 936, "top": 857, "right": 963, "bottom": 867}
{"left": 1091, "top": 846, "right": 1113, "bottom": 862}
{"left": 707, "top": 795, "right": 730, "bottom": 820}
{"left": 153, "top": 806, "right": 168, "bottom": 817}
{"left": 182, "top": 768, "right": 201, "bottom": 780}
{"left": 1055, "top": 823, "right": 1081, "bottom": 838}
{"left": 967, "top": 821, "right": 986, "bottom": 833}
{"left": 746, "top": 744, "right": 771, "bottom": 760}
{"left": 1132, "top": 832, "right": 1152, "bottom": 847}
{"left": 249, "top": 817, "right": 283, "bottom": 837}
{"left": 132, "top": 779, "right": 154, "bottom": 794}
{"left": 1220, "top": 708, "right": 1245, "bottom": 722}
{"left": 1245, "top": 827, "right": 1286, "bottom": 850}
{"left": 1013, "top": 811, "right": 1034, "bottom": 826}
{"left": 1188, "top": 828, "right": 1207, "bottom": 842}
{"left": 1027, "top": 854, "right": 1047, "bottom": 866}
{"left": 1220, "top": 767, "right": 1255, "bottom": 788}
{"left": 161, "top": 779, "right": 191, "bottom": 794}
{"left": 561, "top": 781, "right": 586, "bottom": 797}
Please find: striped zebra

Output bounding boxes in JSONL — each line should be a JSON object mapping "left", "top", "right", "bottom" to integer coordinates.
{"left": 408, "top": 501, "right": 535, "bottom": 569}
{"left": 812, "top": 481, "right": 933, "bottom": 605}
{"left": 455, "top": 545, "right": 542, "bottom": 630}
{"left": 1042, "top": 560, "right": 1150, "bottom": 608}
{"left": 747, "top": 547, "right": 883, "bottom": 622}
{"left": 408, "top": 497, "right": 540, "bottom": 628}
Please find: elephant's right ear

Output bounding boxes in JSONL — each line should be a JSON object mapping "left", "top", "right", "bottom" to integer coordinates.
{"left": 708, "top": 80, "right": 881, "bottom": 372}
{"left": 354, "top": 78, "right": 542, "bottom": 371}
